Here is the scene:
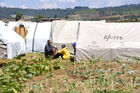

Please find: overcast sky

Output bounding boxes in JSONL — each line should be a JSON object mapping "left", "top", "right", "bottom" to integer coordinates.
{"left": 0, "top": 0, "right": 140, "bottom": 9}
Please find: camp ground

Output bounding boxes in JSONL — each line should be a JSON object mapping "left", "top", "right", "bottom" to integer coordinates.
{"left": 1, "top": 20, "right": 140, "bottom": 92}
{"left": 0, "top": 21, "right": 26, "bottom": 59}
{"left": 1, "top": 20, "right": 140, "bottom": 61}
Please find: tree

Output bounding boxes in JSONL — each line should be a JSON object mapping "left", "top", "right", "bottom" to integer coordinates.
{"left": 15, "top": 13, "right": 23, "bottom": 21}
{"left": 35, "top": 14, "right": 45, "bottom": 22}
{"left": 65, "top": 15, "right": 68, "bottom": 20}
{"left": 54, "top": 14, "right": 57, "bottom": 19}
{"left": 99, "top": 10, "right": 105, "bottom": 17}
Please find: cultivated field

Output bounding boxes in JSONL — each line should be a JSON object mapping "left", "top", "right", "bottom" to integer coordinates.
{"left": 0, "top": 53, "right": 140, "bottom": 93}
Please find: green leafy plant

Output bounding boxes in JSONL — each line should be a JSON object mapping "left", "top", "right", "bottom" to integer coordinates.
{"left": 0, "top": 57, "right": 61, "bottom": 92}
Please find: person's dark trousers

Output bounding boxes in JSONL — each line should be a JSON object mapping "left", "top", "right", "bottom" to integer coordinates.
{"left": 52, "top": 53, "right": 63, "bottom": 59}
{"left": 45, "top": 51, "right": 53, "bottom": 58}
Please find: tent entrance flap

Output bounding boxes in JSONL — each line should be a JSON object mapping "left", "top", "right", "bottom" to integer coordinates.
{"left": 15, "top": 25, "right": 28, "bottom": 40}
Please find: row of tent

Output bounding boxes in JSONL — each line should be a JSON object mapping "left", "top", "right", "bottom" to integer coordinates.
{"left": 1, "top": 20, "right": 140, "bottom": 61}
{"left": 0, "top": 21, "right": 51, "bottom": 58}
{"left": 51, "top": 20, "right": 140, "bottom": 61}
{"left": 8, "top": 21, "right": 51, "bottom": 53}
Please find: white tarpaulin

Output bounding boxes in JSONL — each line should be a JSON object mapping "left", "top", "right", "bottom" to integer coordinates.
{"left": 33, "top": 22, "right": 51, "bottom": 52}
{"left": 50, "top": 20, "right": 106, "bottom": 54}
{"left": 76, "top": 22, "right": 140, "bottom": 61}
{"left": 0, "top": 21, "right": 26, "bottom": 59}
{"left": 50, "top": 20, "right": 79, "bottom": 43}
{"left": 8, "top": 21, "right": 51, "bottom": 53}
{"left": 25, "top": 22, "right": 36, "bottom": 53}
{"left": 50, "top": 20, "right": 80, "bottom": 54}
{"left": 8, "top": 21, "right": 30, "bottom": 31}
{"left": 26, "top": 22, "right": 51, "bottom": 53}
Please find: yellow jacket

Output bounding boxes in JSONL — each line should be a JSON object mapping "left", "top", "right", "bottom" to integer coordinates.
{"left": 58, "top": 47, "right": 70, "bottom": 59}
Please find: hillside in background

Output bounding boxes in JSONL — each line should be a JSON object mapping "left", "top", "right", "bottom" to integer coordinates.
{"left": 1, "top": 3, "right": 140, "bottom": 22}
{"left": 0, "top": 7, "right": 75, "bottom": 21}
{"left": 74, "top": 4, "right": 140, "bottom": 22}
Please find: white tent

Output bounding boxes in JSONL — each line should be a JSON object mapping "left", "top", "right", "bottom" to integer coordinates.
{"left": 0, "top": 21, "right": 26, "bottom": 59}
{"left": 8, "top": 21, "right": 30, "bottom": 30}
{"left": 76, "top": 22, "right": 140, "bottom": 61}
{"left": 8, "top": 21, "right": 52, "bottom": 53}
{"left": 26, "top": 22, "right": 51, "bottom": 53}
{"left": 50, "top": 20, "right": 80, "bottom": 54}
{"left": 50, "top": 20, "right": 79, "bottom": 43}
{"left": 50, "top": 20, "right": 106, "bottom": 55}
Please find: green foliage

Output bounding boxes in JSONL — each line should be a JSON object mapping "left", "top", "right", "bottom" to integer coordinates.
{"left": 0, "top": 57, "right": 61, "bottom": 92}
{"left": 136, "top": 83, "right": 140, "bottom": 87}
{"left": 0, "top": 7, "right": 75, "bottom": 21}
{"left": 35, "top": 14, "right": 45, "bottom": 22}
{"left": 15, "top": 13, "right": 23, "bottom": 21}
{"left": 75, "top": 9, "right": 97, "bottom": 14}
{"left": 93, "top": 88, "right": 129, "bottom": 93}
{"left": 64, "top": 82, "right": 81, "bottom": 93}
{"left": 0, "top": 54, "right": 139, "bottom": 92}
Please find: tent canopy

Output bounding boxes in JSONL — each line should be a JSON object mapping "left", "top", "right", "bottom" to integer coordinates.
{"left": 0, "top": 21, "right": 26, "bottom": 59}
{"left": 76, "top": 22, "right": 140, "bottom": 61}
{"left": 50, "top": 20, "right": 106, "bottom": 54}
{"left": 26, "top": 22, "right": 51, "bottom": 53}
{"left": 8, "top": 21, "right": 52, "bottom": 53}
{"left": 50, "top": 20, "right": 79, "bottom": 43}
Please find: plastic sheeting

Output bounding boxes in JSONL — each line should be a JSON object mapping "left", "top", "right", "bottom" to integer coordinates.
{"left": 76, "top": 22, "right": 140, "bottom": 61}
{"left": 50, "top": 20, "right": 106, "bottom": 54}
{"left": 50, "top": 20, "right": 80, "bottom": 54}
{"left": 8, "top": 21, "right": 30, "bottom": 31}
{"left": 8, "top": 21, "right": 51, "bottom": 53}
{"left": 50, "top": 20, "right": 106, "bottom": 44}
{"left": 50, "top": 20, "right": 79, "bottom": 43}
{"left": 25, "top": 22, "right": 36, "bottom": 53}
{"left": 26, "top": 22, "right": 51, "bottom": 52}
{"left": 0, "top": 21, "right": 26, "bottom": 59}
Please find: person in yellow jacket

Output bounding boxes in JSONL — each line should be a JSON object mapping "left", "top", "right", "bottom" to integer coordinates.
{"left": 52, "top": 44, "right": 70, "bottom": 59}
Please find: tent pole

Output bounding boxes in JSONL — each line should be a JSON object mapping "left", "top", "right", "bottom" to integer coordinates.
{"left": 32, "top": 22, "right": 38, "bottom": 52}
{"left": 49, "top": 22, "right": 53, "bottom": 42}
{"left": 76, "top": 22, "right": 80, "bottom": 41}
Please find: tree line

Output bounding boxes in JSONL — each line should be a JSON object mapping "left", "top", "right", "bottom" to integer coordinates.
{"left": 1, "top": 3, "right": 140, "bottom": 22}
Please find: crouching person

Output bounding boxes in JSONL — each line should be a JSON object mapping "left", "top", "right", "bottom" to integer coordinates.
{"left": 52, "top": 44, "right": 70, "bottom": 60}
{"left": 44, "top": 40, "right": 56, "bottom": 58}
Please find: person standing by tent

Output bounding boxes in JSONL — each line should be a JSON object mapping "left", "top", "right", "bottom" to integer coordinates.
{"left": 70, "top": 42, "right": 77, "bottom": 62}
{"left": 52, "top": 44, "right": 70, "bottom": 60}
{"left": 72, "top": 42, "right": 76, "bottom": 55}
{"left": 44, "top": 40, "right": 56, "bottom": 58}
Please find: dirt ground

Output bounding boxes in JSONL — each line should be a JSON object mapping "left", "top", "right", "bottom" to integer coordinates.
{"left": 0, "top": 53, "right": 140, "bottom": 93}
{"left": 22, "top": 63, "right": 140, "bottom": 93}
